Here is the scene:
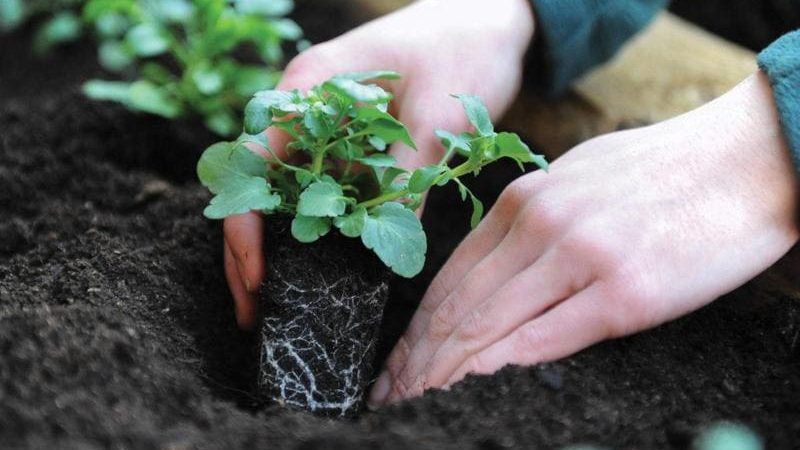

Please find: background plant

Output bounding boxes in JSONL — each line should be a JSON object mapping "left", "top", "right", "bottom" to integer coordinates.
{"left": 197, "top": 71, "right": 548, "bottom": 277}
{"left": 0, "top": 0, "right": 303, "bottom": 136}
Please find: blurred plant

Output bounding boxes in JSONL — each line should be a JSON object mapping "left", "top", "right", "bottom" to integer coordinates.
{"left": 693, "top": 422, "right": 763, "bottom": 450}
{"left": 82, "top": 0, "right": 303, "bottom": 136}
{"left": 0, "top": 0, "right": 84, "bottom": 53}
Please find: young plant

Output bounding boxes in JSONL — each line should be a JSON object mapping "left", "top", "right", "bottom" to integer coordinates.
{"left": 197, "top": 71, "right": 548, "bottom": 278}
{"left": 0, "top": 0, "right": 84, "bottom": 53}
{"left": 81, "top": 0, "right": 303, "bottom": 136}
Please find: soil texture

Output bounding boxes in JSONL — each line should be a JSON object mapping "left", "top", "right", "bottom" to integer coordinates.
{"left": 1, "top": 4, "right": 800, "bottom": 450}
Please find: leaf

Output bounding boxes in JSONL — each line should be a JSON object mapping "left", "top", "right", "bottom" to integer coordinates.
{"left": 377, "top": 167, "right": 407, "bottom": 191}
{"left": 493, "top": 132, "right": 548, "bottom": 170}
{"left": 128, "top": 80, "right": 181, "bottom": 118}
{"left": 368, "top": 136, "right": 386, "bottom": 151}
{"left": 197, "top": 142, "right": 266, "bottom": 194}
{"left": 192, "top": 66, "right": 224, "bottom": 95}
{"left": 361, "top": 202, "right": 426, "bottom": 278}
{"left": 468, "top": 194, "right": 484, "bottom": 228}
{"left": 0, "top": 0, "right": 24, "bottom": 32}
{"left": 335, "top": 71, "right": 401, "bottom": 82}
{"left": 302, "top": 108, "right": 332, "bottom": 139}
{"left": 205, "top": 111, "right": 238, "bottom": 137}
{"left": 95, "top": 12, "right": 130, "bottom": 38}
{"left": 435, "top": 129, "right": 472, "bottom": 157}
{"left": 356, "top": 153, "right": 396, "bottom": 168}
{"left": 126, "top": 23, "right": 169, "bottom": 57}
{"left": 408, "top": 165, "right": 445, "bottom": 194}
{"left": 297, "top": 180, "right": 347, "bottom": 217}
{"left": 273, "top": 18, "right": 302, "bottom": 40}
{"left": 355, "top": 108, "right": 416, "bottom": 149}
{"left": 203, "top": 177, "right": 280, "bottom": 219}
{"left": 243, "top": 90, "right": 295, "bottom": 134}
{"left": 149, "top": 0, "right": 193, "bottom": 23}
{"left": 83, "top": 80, "right": 132, "bottom": 104}
{"left": 235, "top": 0, "right": 293, "bottom": 16}
{"left": 33, "top": 12, "right": 83, "bottom": 54}
{"left": 334, "top": 206, "right": 367, "bottom": 238}
{"left": 453, "top": 94, "right": 494, "bottom": 137}
{"left": 197, "top": 142, "right": 279, "bottom": 219}
{"left": 291, "top": 215, "right": 331, "bottom": 243}
{"left": 323, "top": 77, "right": 392, "bottom": 104}
{"left": 98, "top": 41, "right": 134, "bottom": 72}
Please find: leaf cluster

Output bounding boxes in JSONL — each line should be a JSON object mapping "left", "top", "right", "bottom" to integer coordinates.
{"left": 198, "top": 72, "right": 548, "bottom": 278}
{"left": 75, "top": 0, "right": 302, "bottom": 136}
{"left": 0, "top": 0, "right": 85, "bottom": 53}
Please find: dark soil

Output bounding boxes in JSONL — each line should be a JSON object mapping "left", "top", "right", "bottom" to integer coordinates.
{"left": 1, "top": 4, "right": 800, "bottom": 450}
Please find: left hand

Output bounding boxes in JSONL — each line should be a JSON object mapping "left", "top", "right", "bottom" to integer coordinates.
{"left": 368, "top": 72, "right": 800, "bottom": 407}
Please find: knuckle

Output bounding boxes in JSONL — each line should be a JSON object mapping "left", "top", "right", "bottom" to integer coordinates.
{"left": 496, "top": 177, "right": 534, "bottom": 213}
{"left": 600, "top": 276, "right": 658, "bottom": 338}
{"left": 514, "top": 197, "right": 564, "bottom": 237}
{"left": 558, "top": 230, "right": 621, "bottom": 274}
{"left": 427, "top": 297, "right": 460, "bottom": 341}
{"left": 513, "top": 322, "right": 547, "bottom": 357}
{"left": 454, "top": 307, "right": 492, "bottom": 345}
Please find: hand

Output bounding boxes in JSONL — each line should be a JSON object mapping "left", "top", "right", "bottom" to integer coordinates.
{"left": 368, "top": 72, "right": 800, "bottom": 407}
{"left": 224, "top": 0, "right": 536, "bottom": 329}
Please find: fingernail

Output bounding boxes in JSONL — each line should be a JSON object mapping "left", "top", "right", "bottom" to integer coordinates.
{"left": 367, "top": 371, "right": 391, "bottom": 410}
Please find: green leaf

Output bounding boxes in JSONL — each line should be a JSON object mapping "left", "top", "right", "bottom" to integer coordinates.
{"left": 149, "top": 0, "right": 193, "bottom": 23}
{"left": 192, "top": 66, "right": 224, "bottom": 95}
{"left": 233, "top": 66, "right": 280, "bottom": 97}
{"left": 128, "top": 80, "right": 181, "bottom": 118}
{"left": 0, "top": 0, "right": 25, "bottom": 32}
{"left": 468, "top": 194, "right": 484, "bottom": 228}
{"left": 453, "top": 94, "right": 494, "bottom": 137}
{"left": 205, "top": 111, "right": 238, "bottom": 137}
{"left": 368, "top": 136, "right": 386, "bottom": 151}
{"left": 98, "top": 41, "right": 133, "bottom": 72}
{"left": 494, "top": 132, "right": 548, "bottom": 170}
{"left": 243, "top": 90, "right": 294, "bottom": 134}
{"left": 235, "top": 0, "right": 293, "bottom": 16}
{"left": 33, "top": 12, "right": 83, "bottom": 55}
{"left": 204, "top": 177, "right": 280, "bottom": 219}
{"left": 377, "top": 167, "right": 407, "bottom": 191}
{"left": 334, "top": 206, "right": 367, "bottom": 238}
{"left": 355, "top": 108, "right": 416, "bottom": 149}
{"left": 297, "top": 180, "right": 347, "bottom": 217}
{"left": 95, "top": 12, "right": 130, "bottom": 38}
{"left": 335, "top": 71, "right": 401, "bottom": 82}
{"left": 83, "top": 80, "right": 131, "bottom": 104}
{"left": 435, "top": 129, "right": 472, "bottom": 157}
{"left": 356, "top": 153, "right": 396, "bottom": 168}
{"left": 197, "top": 142, "right": 266, "bottom": 194}
{"left": 126, "top": 23, "right": 169, "bottom": 57}
{"left": 291, "top": 215, "right": 331, "bottom": 243}
{"left": 273, "top": 18, "right": 302, "bottom": 40}
{"left": 323, "top": 77, "right": 392, "bottom": 104}
{"left": 197, "top": 142, "right": 279, "bottom": 219}
{"left": 361, "top": 202, "right": 426, "bottom": 278}
{"left": 408, "top": 165, "right": 445, "bottom": 194}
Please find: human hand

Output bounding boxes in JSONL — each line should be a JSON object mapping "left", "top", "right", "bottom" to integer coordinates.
{"left": 223, "top": 0, "right": 536, "bottom": 329}
{"left": 368, "top": 72, "right": 800, "bottom": 406}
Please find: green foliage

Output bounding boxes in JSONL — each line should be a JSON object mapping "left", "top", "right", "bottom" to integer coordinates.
{"left": 0, "top": 0, "right": 84, "bottom": 51}
{"left": 197, "top": 72, "right": 548, "bottom": 277}
{"left": 79, "top": 0, "right": 302, "bottom": 136}
{"left": 693, "top": 422, "right": 763, "bottom": 450}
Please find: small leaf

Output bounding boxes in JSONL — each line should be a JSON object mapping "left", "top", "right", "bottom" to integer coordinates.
{"left": 95, "top": 12, "right": 130, "bottom": 38}
{"left": 243, "top": 90, "right": 295, "bottom": 134}
{"left": 355, "top": 108, "right": 416, "bottom": 149}
{"left": 356, "top": 153, "right": 396, "bottom": 168}
{"left": 435, "top": 129, "right": 472, "bottom": 157}
{"left": 197, "top": 142, "right": 266, "bottom": 194}
{"left": 368, "top": 136, "right": 386, "bottom": 151}
{"left": 408, "top": 165, "right": 445, "bottom": 194}
{"left": 192, "top": 66, "right": 224, "bottom": 95}
{"left": 291, "top": 215, "right": 331, "bottom": 243}
{"left": 83, "top": 80, "right": 132, "bottom": 104}
{"left": 361, "top": 202, "right": 426, "bottom": 278}
{"left": 323, "top": 77, "right": 392, "bottom": 104}
{"left": 126, "top": 23, "right": 169, "bottom": 57}
{"left": 205, "top": 111, "right": 238, "bottom": 137}
{"left": 128, "top": 80, "right": 181, "bottom": 118}
{"left": 469, "top": 195, "right": 484, "bottom": 228}
{"left": 273, "top": 18, "right": 302, "bottom": 40}
{"left": 294, "top": 169, "right": 315, "bottom": 188}
{"left": 297, "top": 180, "right": 347, "bottom": 217}
{"left": 377, "top": 167, "right": 407, "bottom": 190}
{"left": 203, "top": 177, "right": 280, "bottom": 219}
{"left": 453, "top": 94, "right": 494, "bottom": 136}
{"left": 0, "top": 0, "right": 24, "bottom": 32}
{"left": 98, "top": 41, "right": 134, "bottom": 72}
{"left": 334, "top": 207, "right": 367, "bottom": 238}
{"left": 149, "top": 0, "right": 193, "bottom": 23}
{"left": 33, "top": 12, "right": 83, "bottom": 55}
{"left": 494, "top": 132, "right": 548, "bottom": 170}
{"left": 235, "top": 0, "right": 293, "bottom": 16}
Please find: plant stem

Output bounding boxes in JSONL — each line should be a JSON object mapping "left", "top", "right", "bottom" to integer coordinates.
{"left": 356, "top": 189, "right": 409, "bottom": 209}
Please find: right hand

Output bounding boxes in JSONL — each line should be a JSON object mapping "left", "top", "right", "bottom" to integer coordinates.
{"left": 224, "top": 0, "right": 537, "bottom": 329}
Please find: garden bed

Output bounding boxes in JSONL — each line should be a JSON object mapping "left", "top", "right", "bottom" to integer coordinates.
{"left": 1, "top": 4, "right": 799, "bottom": 449}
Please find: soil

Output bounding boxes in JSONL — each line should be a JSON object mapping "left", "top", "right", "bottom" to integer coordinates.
{"left": 259, "top": 217, "right": 390, "bottom": 418}
{"left": 1, "top": 4, "right": 800, "bottom": 450}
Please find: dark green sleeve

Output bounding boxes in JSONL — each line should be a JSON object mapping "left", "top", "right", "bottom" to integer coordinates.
{"left": 528, "top": 0, "right": 668, "bottom": 97}
{"left": 758, "top": 31, "right": 800, "bottom": 176}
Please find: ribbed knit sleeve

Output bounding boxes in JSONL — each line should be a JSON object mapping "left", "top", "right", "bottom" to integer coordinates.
{"left": 528, "top": 0, "right": 668, "bottom": 96}
{"left": 758, "top": 30, "right": 800, "bottom": 175}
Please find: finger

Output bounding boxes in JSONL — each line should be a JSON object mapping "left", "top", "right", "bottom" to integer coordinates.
{"left": 224, "top": 239, "right": 258, "bottom": 330}
{"left": 385, "top": 222, "right": 551, "bottom": 402}
{"left": 418, "top": 249, "right": 593, "bottom": 391}
{"left": 224, "top": 212, "right": 265, "bottom": 295}
{"left": 444, "top": 283, "right": 611, "bottom": 387}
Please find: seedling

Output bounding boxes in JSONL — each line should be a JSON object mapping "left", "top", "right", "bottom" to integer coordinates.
{"left": 81, "top": 0, "right": 302, "bottom": 136}
{"left": 197, "top": 71, "right": 548, "bottom": 277}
